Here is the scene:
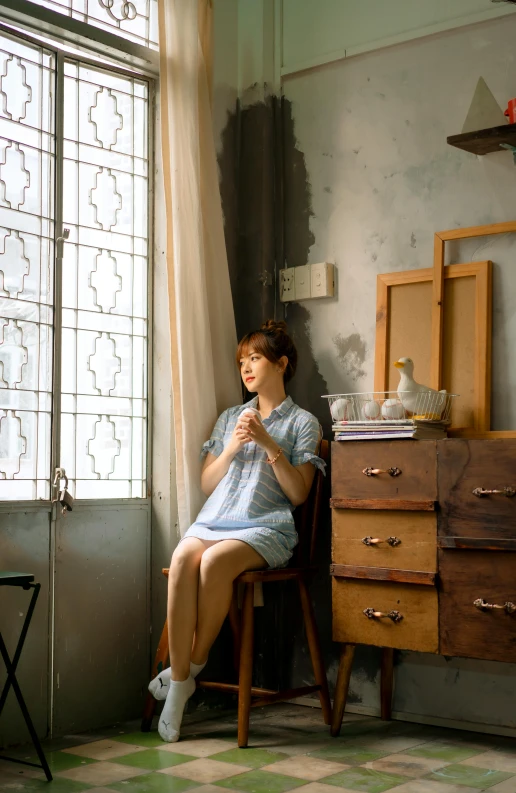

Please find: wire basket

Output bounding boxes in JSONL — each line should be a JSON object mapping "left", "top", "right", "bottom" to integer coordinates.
{"left": 322, "top": 391, "right": 458, "bottom": 423}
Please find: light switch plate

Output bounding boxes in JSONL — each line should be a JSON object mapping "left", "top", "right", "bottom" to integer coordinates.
{"left": 311, "top": 262, "right": 335, "bottom": 298}
{"left": 279, "top": 268, "right": 295, "bottom": 302}
{"left": 294, "top": 264, "right": 311, "bottom": 300}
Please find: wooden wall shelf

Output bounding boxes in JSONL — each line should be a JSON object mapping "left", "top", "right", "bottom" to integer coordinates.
{"left": 447, "top": 123, "right": 516, "bottom": 155}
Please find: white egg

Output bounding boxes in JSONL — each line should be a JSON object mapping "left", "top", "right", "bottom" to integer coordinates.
{"left": 330, "top": 398, "right": 350, "bottom": 421}
{"left": 363, "top": 400, "right": 381, "bottom": 420}
{"left": 381, "top": 399, "right": 405, "bottom": 419}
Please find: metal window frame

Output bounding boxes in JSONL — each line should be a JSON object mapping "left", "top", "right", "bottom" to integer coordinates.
{"left": 0, "top": 20, "right": 155, "bottom": 507}
{"left": 0, "top": 0, "right": 158, "bottom": 75}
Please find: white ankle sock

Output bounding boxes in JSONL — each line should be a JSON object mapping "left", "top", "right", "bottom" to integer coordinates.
{"left": 148, "top": 660, "right": 206, "bottom": 701}
{"left": 158, "top": 675, "right": 196, "bottom": 743}
{"left": 190, "top": 660, "right": 206, "bottom": 679}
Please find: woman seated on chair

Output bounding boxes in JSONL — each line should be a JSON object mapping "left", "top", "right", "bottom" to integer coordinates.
{"left": 149, "top": 319, "right": 326, "bottom": 742}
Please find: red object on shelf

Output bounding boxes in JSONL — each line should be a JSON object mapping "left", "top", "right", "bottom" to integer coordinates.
{"left": 504, "top": 98, "right": 516, "bottom": 124}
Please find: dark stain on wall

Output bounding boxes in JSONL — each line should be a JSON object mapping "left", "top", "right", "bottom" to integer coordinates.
{"left": 333, "top": 332, "right": 367, "bottom": 381}
{"left": 282, "top": 99, "right": 316, "bottom": 271}
{"left": 218, "top": 96, "right": 277, "bottom": 337}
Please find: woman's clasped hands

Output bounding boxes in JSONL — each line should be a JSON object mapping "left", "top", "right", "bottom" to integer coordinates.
{"left": 235, "top": 411, "right": 271, "bottom": 451}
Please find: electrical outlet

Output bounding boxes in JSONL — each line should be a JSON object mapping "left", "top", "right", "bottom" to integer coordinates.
{"left": 294, "top": 264, "right": 311, "bottom": 300}
{"left": 311, "top": 262, "right": 335, "bottom": 298}
{"left": 279, "top": 268, "right": 295, "bottom": 302}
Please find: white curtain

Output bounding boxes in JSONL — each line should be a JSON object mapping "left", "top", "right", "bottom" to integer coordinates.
{"left": 158, "top": 0, "right": 242, "bottom": 534}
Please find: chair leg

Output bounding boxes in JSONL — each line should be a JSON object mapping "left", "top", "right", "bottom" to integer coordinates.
{"left": 331, "top": 643, "right": 355, "bottom": 737}
{"left": 141, "top": 618, "right": 169, "bottom": 731}
{"left": 228, "top": 584, "right": 241, "bottom": 675}
{"left": 380, "top": 647, "right": 394, "bottom": 721}
{"left": 237, "top": 582, "right": 254, "bottom": 748}
{"left": 298, "top": 577, "right": 332, "bottom": 726}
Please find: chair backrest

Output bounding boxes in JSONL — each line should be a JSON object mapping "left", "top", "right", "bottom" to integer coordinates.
{"left": 292, "top": 439, "right": 329, "bottom": 568}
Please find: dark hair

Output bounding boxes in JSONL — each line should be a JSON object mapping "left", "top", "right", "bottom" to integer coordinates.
{"left": 236, "top": 319, "right": 298, "bottom": 384}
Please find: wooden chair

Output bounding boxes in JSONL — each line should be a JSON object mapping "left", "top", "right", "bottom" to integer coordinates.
{"left": 142, "top": 440, "right": 331, "bottom": 747}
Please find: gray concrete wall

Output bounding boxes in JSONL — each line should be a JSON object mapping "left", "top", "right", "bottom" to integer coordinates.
{"left": 281, "top": 15, "right": 516, "bottom": 730}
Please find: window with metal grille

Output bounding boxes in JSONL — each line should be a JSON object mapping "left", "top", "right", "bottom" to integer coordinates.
{"left": 27, "top": 0, "right": 158, "bottom": 49}
{"left": 0, "top": 27, "right": 151, "bottom": 500}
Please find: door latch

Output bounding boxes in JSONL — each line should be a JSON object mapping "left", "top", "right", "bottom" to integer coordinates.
{"left": 53, "top": 467, "right": 74, "bottom": 515}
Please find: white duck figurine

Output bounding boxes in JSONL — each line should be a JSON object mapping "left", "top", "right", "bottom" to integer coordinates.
{"left": 393, "top": 358, "right": 447, "bottom": 418}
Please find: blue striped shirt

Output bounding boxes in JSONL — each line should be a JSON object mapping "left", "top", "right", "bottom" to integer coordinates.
{"left": 195, "top": 395, "right": 325, "bottom": 534}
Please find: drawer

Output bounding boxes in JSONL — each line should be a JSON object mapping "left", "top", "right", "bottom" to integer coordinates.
{"left": 439, "top": 550, "right": 516, "bottom": 663}
{"left": 332, "top": 577, "right": 438, "bottom": 653}
{"left": 438, "top": 439, "right": 516, "bottom": 540}
{"left": 332, "top": 509, "right": 437, "bottom": 572}
{"left": 332, "top": 440, "right": 437, "bottom": 501}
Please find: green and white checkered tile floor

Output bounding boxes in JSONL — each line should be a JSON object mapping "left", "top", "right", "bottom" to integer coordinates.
{"left": 2, "top": 704, "right": 516, "bottom": 793}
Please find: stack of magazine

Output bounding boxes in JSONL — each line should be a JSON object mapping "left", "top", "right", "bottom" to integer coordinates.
{"left": 333, "top": 419, "right": 448, "bottom": 441}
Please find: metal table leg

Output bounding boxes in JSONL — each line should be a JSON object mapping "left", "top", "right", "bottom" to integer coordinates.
{"left": 0, "top": 583, "right": 52, "bottom": 782}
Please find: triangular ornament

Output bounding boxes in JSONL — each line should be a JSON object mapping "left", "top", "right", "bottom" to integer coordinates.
{"left": 462, "top": 77, "right": 507, "bottom": 133}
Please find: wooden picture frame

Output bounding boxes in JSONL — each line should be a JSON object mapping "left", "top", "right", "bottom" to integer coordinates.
{"left": 432, "top": 221, "right": 516, "bottom": 439}
{"left": 375, "top": 261, "right": 492, "bottom": 434}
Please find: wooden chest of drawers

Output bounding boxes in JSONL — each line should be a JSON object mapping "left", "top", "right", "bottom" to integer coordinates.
{"left": 330, "top": 438, "right": 516, "bottom": 735}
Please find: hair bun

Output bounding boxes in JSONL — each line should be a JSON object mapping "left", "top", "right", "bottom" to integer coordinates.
{"left": 261, "top": 319, "right": 287, "bottom": 333}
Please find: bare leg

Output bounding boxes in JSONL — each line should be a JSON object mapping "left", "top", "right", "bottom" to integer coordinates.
{"left": 167, "top": 537, "right": 207, "bottom": 681}
{"left": 191, "top": 540, "right": 266, "bottom": 665}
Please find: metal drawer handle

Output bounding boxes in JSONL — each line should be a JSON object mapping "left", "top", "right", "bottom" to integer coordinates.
{"left": 362, "top": 536, "right": 402, "bottom": 547}
{"left": 362, "top": 467, "right": 402, "bottom": 477}
{"left": 363, "top": 608, "right": 403, "bottom": 623}
{"left": 473, "top": 598, "right": 516, "bottom": 614}
{"left": 472, "top": 487, "right": 516, "bottom": 498}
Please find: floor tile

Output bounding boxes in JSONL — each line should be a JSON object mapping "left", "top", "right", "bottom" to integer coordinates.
{"left": 283, "top": 785, "right": 356, "bottom": 793}
{"left": 488, "top": 779, "right": 516, "bottom": 793}
{"left": 75, "top": 789, "right": 119, "bottom": 793}
{"left": 61, "top": 740, "right": 147, "bottom": 761}
{"left": 406, "top": 744, "right": 483, "bottom": 763}
{"left": 486, "top": 742, "right": 516, "bottom": 757}
{"left": 263, "top": 715, "right": 332, "bottom": 735}
{"left": 262, "top": 755, "right": 349, "bottom": 781}
{"left": 239, "top": 730, "right": 301, "bottom": 750}
{"left": 460, "top": 752, "right": 516, "bottom": 774}
{"left": 41, "top": 751, "right": 98, "bottom": 774}
{"left": 41, "top": 780, "right": 97, "bottom": 792}
{"left": 0, "top": 760, "right": 49, "bottom": 783}
{"left": 309, "top": 745, "right": 390, "bottom": 766}
{"left": 109, "top": 771, "right": 200, "bottom": 792}
{"left": 186, "top": 787, "right": 242, "bottom": 793}
{"left": 0, "top": 752, "right": 96, "bottom": 781}
{"left": 214, "top": 768, "right": 307, "bottom": 793}
{"left": 55, "top": 761, "right": 148, "bottom": 786}
{"left": 111, "top": 732, "right": 165, "bottom": 748}
{"left": 210, "top": 748, "right": 289, "bottom": 769}
{"left": 110, "top": 749, "right": 195, "bottom": 771}
{"left": 0, "top": 777, "right": 92, "bottom": 793}
{"left": 355, "top": 736, "right": 428, "bottom": 754}
{"left": 0, "top": 777, "right": 41, "bottom": 792}
{"left": 427, "top": 764, "right": 514, "bottom": 789}
{"left": 158, "top": 738, "right": 239, "bottom": 757}
{"left": 387, "top": 781, "right": 479, "bottom": 793}
{"left": 268, "top": 738, "right": 330, "bottom": 757}
{"left": 181, "top": 725, "right": 289, "bottom": 749}
{"left": 365, "top": 753, "right": 449, "bottom": 778}
{"left": 163, "top": 759, "right": 250, "bottom": 783}
{"left": 322, "top": 767, "right": 409, "bottom": 792}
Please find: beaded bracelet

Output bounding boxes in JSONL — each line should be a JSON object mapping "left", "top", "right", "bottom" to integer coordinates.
{"left": 266, "top": 447, "right": 283, "bottom": 466}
